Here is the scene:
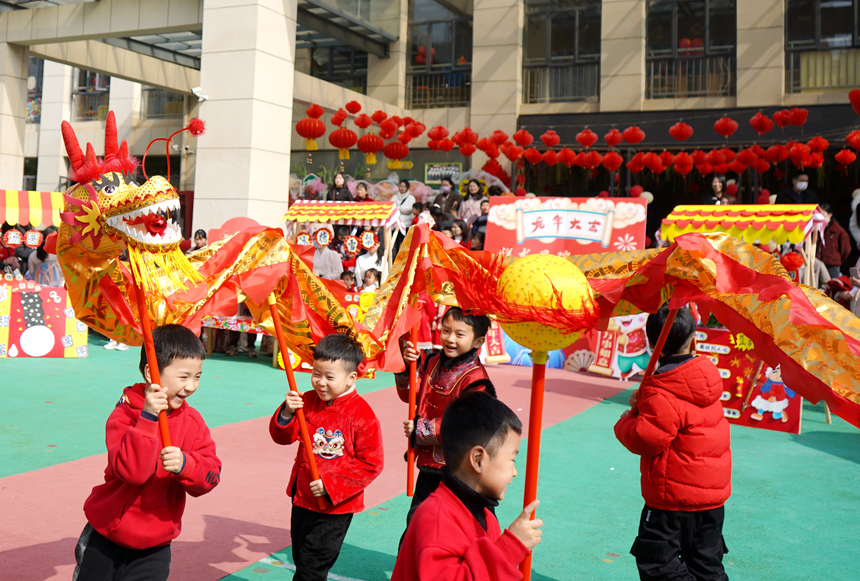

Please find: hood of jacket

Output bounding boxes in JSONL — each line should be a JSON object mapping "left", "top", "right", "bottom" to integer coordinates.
{"left": 646, "top": 356, "right": 722, "bottom": 407}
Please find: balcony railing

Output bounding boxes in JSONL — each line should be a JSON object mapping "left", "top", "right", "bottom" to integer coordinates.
{"left": 141, "top": 89, "right": 185, "bottom": 119}
{"left": 407, "top": 71, "right": 471, "bottom": 109}
{"left": 646, "top": 54, "right": 735, "bottom": 99}
{"left": 786, "top": 48, "right": 860, "bottom": 93}
{"left": 72, "top": 92, "right": 109, "bottom": 122}
{"left": 523, "top": 62, "right": 600, "bottom": 104}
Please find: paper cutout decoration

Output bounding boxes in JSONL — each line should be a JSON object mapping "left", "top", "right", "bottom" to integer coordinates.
{"left": 314, "top": 228, "right": 332, "bottom": 246}
{"left": 24, "top": 230, "right": 43, "bottom": 249}
{"left": 296, "top": 233, "right": 312, "bottom": 246}
{"left": 344, "top": 236, "right": 360, "bottom": 255}
{"left": 360, "top": 230, "right": 379, "bottom": 250}
{"left": 3, "top": 230, "right": 22, "bottom": 247}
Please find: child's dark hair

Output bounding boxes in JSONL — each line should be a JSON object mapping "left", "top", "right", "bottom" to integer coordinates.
{"left": 194, "top": 229, "right": 207, "bottom": 239}
{"left": 441, "top": 391, "right": 521, "bottom": 469}
{"left": 645, "top": 306, "right": 697, "bottom": 358}
{"left": 365, "top": 268, "right": 380, "bottom": 282}
{"left": 442, "top": 307, "right": 491, "bottom": 339}
{"left": 314, "top": 333, "right": 364, "bottom": 373}
{"left": 341, "top": 271, "right": 355, "bottom": 281}
{"left": 138, "top": 324, "right": 206, "bottom": 379}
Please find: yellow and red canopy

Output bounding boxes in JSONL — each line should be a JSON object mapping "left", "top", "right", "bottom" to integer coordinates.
{"left": 1, "top": 190, "right": 65, "bottom": 229}
{"left": 282, "top": 200, "right": 402, "bottom": 229}
{"left": 660, "top": 204, "right": 825, "bottom": 245}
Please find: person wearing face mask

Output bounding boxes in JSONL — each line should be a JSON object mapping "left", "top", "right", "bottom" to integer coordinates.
{"left": 434, "top": 176, "right": 459, "bottom": 214}
{"left": 459, "top": 179, "right": 487, "bottom": 228}
{"left": 775, "top": 171, "right": 819, "bottom": 205}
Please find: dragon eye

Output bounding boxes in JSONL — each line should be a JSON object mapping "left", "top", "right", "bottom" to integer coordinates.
{"left": 103, "top": 185, "right": 117, "bottom": 195}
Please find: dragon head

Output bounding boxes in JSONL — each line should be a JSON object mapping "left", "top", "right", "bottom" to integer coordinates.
{"left": 60, "top": 111, "right": 200, "bottom": 291}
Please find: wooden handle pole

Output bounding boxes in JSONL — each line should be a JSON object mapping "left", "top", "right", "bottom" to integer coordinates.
{"left": 132, "top": 282, "right": 171, "bottom": 447}
{"left": 407, "top": 323, "right": 419, "bottom": 496}
{"left": 520, "top": 351, "right": 548, "bottom": 581}
{"left": 267, "top": 293, "right": 326, "bottom": 510}
{"left": 640, "top": 308, "right": 679, "bottom": 385}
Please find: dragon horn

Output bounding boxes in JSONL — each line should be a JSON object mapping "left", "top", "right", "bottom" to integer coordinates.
{"left": 61, "top": 121, "right": 84, "bottom": 173}
{"left": 85, "top": 142, "right": 100, "bottom": 176}
{"left": 104, "top": 110, "right": 118, "bottom": 163}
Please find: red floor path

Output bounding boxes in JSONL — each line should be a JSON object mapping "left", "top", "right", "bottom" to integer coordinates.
{"left": 0, "top": 367, "right": 628, "bottom": 580}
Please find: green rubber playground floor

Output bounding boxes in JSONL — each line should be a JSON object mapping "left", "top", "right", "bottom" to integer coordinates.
{"left": 4, "top": 334, "right": 860, "bottom": 580}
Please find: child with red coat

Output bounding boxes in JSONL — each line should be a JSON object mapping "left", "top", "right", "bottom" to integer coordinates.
{"left": 270, "top": 334, "right": 383, "bottom": 581}
{"left": 615, "top": 307, "right": 732, "bottom": 581}
{"left": 397, "top": 307, "right": 493, "bottom": 536}
{"left": 392, "top": 391, "right": 543, "bottom": 581}
{"left": 74, "top": 325, "right": 221, "bottom": 581}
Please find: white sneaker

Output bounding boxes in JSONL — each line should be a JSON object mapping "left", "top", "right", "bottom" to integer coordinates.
{"left": 115, "top": 343, "right": 129, "bottom": 351}
{"left": 104, "top": 340, "right": 118, "bottom": 350}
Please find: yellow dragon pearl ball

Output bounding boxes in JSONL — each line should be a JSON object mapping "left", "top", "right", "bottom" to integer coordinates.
{"left": 498, "top": 253, "right": 595, "bottom": 353}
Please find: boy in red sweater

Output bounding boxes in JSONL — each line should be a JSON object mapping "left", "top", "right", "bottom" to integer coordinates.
{"left": 615, "top": 307, "right": 732, "bottom": 581}
{"left": 397, "top": 307, "right": 492, "bottom": 533}
{"left": 74, "top": 325, "right": 221, "bottom": 580}
{"left": 269, "top": 333, "right": 383, "bottom": 581}
{"left": 393, "top": 391, "right": 543, "bottom": 580}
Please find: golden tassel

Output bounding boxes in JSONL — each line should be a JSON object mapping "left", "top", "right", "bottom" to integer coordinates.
{"left": 366, "top": 152, "right": 377, "bottom": 165}
{"left": 305, "top": 138, "right": 318, "bottom": 151}
{"left": 339, "top": 148, "right": 350, "bottom": 160}
{"left": 127, "top": 246, "right": 204, "bottom": 292}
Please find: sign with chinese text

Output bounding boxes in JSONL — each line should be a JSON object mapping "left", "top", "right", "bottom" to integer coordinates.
{"left": 486, "top": 197, "right": 647, "bottom": 258}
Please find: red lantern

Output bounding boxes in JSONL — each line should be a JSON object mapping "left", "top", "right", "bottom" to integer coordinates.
{"left": 582, "top": 150, "right": 603, "bottom": 169}
{"left": 505, "top": 145, "right": 524, "bottom": 162}
{"left": 602, "top": 151, "right": 623, "bottom": 172}
{"left": 673, "top": 152, "right": 693, "bottom": 176}
{"left": 789, "top": 142, "right": 812, "bottom": 168}
{"left": 513, "top": 129, "right": 534, "bottom": 147}
{"left": 763, "top": 144, "right": 789, "bottom": 163}
{"left": 573, "top": 152, "right": 587, "bottom": 167}
{"left": 669, "top": 122, "right": 693, "bottom": 141}
{"left": 643, "top": 152, "right": 665, "bottom": 174}
{"left": 721, "top": 148, "right": 735, "bottom": 163}
{"left": 773, "top": 109, "right": 791, "bottom": 132}
{"left": 807, "top": 152, "right": 824, "bottom": 168}
{"left": 691, "top": 150, "right": 707, "bottom": 164}
{"left": 371, "top": 110, "right": 388, "bottom": 124}
{"left": 788, "top": 107, "right": 808, "bottom": 129}
{"left": 540, "top": 130, "right": 560, "bottom": 148}
{"left": 390, "top": 115, "right": 404, "bottom": 127}
{"left": 576, "top": 129, "right": 598, "bottom": 149}
{"left": 428, "top": 125, "right": 449, "bottom": 141}
{"left": 835, "top": 148, "right": 857, "bottom": 168}
{"left": 459, "top": 142, "right": 477, "bottom": 157}
{"left": 397, "top": 131, "right": 412, "bottom": 145}
{"left": 847, "top": 130, "right": 860, "bottom": 151}
{"left": 489, "top": 130, "right": 509, "bottom": 145}
{"left": 728, "top": 160, "right": 748, "bottom": 174}
{"left": 438, "top": 138, "right": 455, "bottom": 152}
{"left": 735, "top": 148, "right": 758, "bottom": 166}
{"left": 558, "top": 148, "right": 576, "bottom": 167}
{"left": 405, "top": 122, "right": 426, "bottom": 138}
{"left": 459, "top": 127, "right": 479, "bottom": 145}
{"left": 659, "top": 151, "right": 674, "bottom": 168}
{"left": 749, "top": 112, "right": 774, "bottom": 138}
{"left": 329, "top": 127, "right": 357, "bottom": 160}
{"left": 543, "top": 150, "right": 559, "bottom": 166}
{"left": 751, "top": 158, "right": 771, "bottom": 174}
{"left": 807, "top": 136, "right": 829, "bottom": 153}
{"left": 604, "top": 128, "right": 623, "bottom": 148}
{"left": 713, "top": 116, "right": 738, "bottom": 140}
{"left": 706, "top": 149, "right": 726, "bottom": 166}
{"left": 296, "top": 117, "right": 326, "bottom": 151}
{"left": 622, "top": 126, "right": 646, "bottom": 145}
{"left": 383, "top": 141, "right": 409, "bottom": 167}
{"left": 358, "top": 133, "right": 384, "bottom": 165}
{"left": 331, "top": 108, "right": 348, "bottom": 126}
{"left": 695, "top": 162, "right": 713, "bottom": 175}
{"left": 379, "top": 119, "right": 398, "bottom": 139}
{"left": 345, "top": 100, "right": 361, "bottom": 114}
{"left": 626, "top": 152, "right": 646, "bottom": 173}
{"left": 354, "top": 114, "right": 372, "bottom": 130}
{"left": 524, "top": 147, "right": 543, "bottom": 165}
{"left": 850, "top": 89, "right": 860, "bottom": 116}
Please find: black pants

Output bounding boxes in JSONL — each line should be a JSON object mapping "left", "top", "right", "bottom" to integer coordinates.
{"left": 74, "top": 523, "right": 171, "bottom": 581}
{"left": 398, "top": 470, "right": 443, "bottom": 550}
{"left": 631, "top": 505, "right": 728, "bottom": 581}
{"left": 291, "top": 505, "right": 353, "bottom": 581}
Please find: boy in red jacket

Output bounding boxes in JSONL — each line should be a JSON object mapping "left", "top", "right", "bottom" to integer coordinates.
{"left": 393, "top": 390, "right": 543, "bottom": 580}
{"left": 74, "top": 325, "right": 221, "bottom": 581}
{"left": 615, "top": 307, "right": 732, "bottom": 581}
{"left": 397, "top": 307, "right": 492, "bottom": 533}
{"left": 270, "top": 333, "right": 383, "bottom": 581}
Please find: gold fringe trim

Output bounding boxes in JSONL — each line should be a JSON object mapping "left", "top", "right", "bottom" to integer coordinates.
{"left": 127, "top": 245, "right": 204, "bottom": 292}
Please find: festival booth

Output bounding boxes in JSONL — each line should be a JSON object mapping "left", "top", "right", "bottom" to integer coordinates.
{"left": 282, "top": 200, "right": 403, "bottom": 273}
{"left": 658, "top": 204, "right": 828, "bottom": 434}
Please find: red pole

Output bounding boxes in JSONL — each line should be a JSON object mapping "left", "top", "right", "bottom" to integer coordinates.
{"left": 639, "top": 308, "right": 679, "bottom": 385}
{"left": 267, "top": 293, "right": 326, "bottom": 511}
{"left": 520, "top": 350, "right": 547, "bottom": 581}
{"left": 407, "top": 323, "right": 419, "bottom": 497}
{"left": 132, "top": 282, "right": 171, "bottom": 447}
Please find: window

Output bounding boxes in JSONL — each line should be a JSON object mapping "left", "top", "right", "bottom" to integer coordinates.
{"left": 72, "top": 70, "right": 110, "bottom": 122}
{"left": 523, "top": 0, "right": 601, "bottom": 104}
{"left": 310, "top": 46, "right": 368, "bottom": 94}
{"left": 407, "top": 0, "right": 473, "bottom": 108}
{"left": 785, "top": 0, "right": 860, "bottom": 92}
{"left": 27, "top": 57, "right": 43, "bottom": 124}
{"left": 141, "top": 87, "right": 185, "bottom": 119}
{"left": 646, "top": 0, "right": 737, "bottom": 98}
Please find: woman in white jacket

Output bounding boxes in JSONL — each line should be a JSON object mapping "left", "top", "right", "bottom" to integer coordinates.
{"left": 355, "top": 238, "right": 389, "bottom": 289}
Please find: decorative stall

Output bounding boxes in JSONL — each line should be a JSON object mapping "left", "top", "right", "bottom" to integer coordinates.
{"left": 282, "top": 200, "right": 403, "bottom": 272}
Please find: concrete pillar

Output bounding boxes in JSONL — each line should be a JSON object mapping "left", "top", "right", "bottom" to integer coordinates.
{"left": 193, "top": 0, "right": 297, "bottom": 230}
{"left": 471, "top": 0, "right": 523, "bottom": 167}
{"left": 295, "top": 47, "right": 312, "bottom": 75}
{"left": 180, "top": 95, "right": 199, "bottom": 192}
{"left": 36, "top": 60, "right": 73, "bottom": 192}
{"left": 107, "top": 77, "right": 141, "bottom": 147}
{"left": 0, "top": 42, "right": 29, "bottom": 190}
{"left": 600, "top": 1, "right": 646, "bottom": 112}
{"left": 366, "top": 0, "right": 408, "bottom": 107}
{"left": 737, "top": 0, "right": 784, "bottom": 107}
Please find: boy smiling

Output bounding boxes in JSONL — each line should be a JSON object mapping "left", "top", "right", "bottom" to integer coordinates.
{"left": 269, "top": 333, "right": 383, "bottom": 581}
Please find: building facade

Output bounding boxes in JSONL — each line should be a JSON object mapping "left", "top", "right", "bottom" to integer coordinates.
{"left": 1, "top": 0, "right": 857, "bottom": 233}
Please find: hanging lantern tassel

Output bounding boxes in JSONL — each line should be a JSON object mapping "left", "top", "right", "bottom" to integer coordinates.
{"left": 339, "top": 148, "right": 349, "bottom": 161}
